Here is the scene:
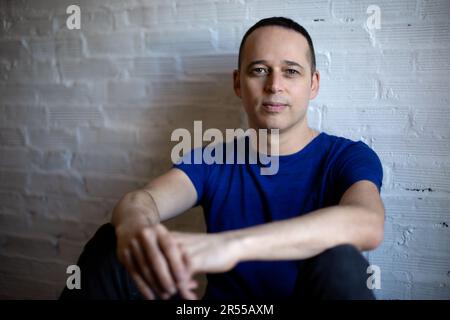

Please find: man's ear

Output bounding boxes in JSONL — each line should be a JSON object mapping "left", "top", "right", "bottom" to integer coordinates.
{"left": 309, "top": 70, "right": 320, "bottom": 100}
{"left": 233, "top": 69, "right": 241, "bottom": 98}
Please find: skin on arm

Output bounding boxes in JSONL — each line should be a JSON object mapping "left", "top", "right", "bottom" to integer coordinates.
{"left": 112, "top": 168, "right": 199, "bottom": 299}
{"left": 171, "top": 180, "right": 385, "bottom": 275}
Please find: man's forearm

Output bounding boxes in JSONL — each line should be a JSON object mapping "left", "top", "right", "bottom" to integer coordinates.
{"left": 226, "top": 205, "right": 384, "bottom": 262}
{"left": 112, "top": 189, "right": 161, "bottom": 228}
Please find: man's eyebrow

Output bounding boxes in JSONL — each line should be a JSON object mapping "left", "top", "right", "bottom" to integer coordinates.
{"left": 246, "top": 60, "right": 267, "bottom": 70}
{"left": 283, "top": 60, "right": 305, "bottom": 70}
{"left": 245, "top": 60, "right": 305, "bottom": 70}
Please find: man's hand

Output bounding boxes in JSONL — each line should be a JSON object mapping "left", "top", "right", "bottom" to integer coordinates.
{"left": 115, "top": 219, "right": 198, "bottom": 300}
{"left": 170, "top": 231, "right": 241, "bottom": 275}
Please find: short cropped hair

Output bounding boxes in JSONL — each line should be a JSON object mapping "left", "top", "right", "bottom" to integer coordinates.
{"left": 238, "top": 17, "right": 316, "bottom": 74}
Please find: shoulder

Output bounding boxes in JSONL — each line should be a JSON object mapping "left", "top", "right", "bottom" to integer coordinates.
{"left": 320, "top": 132, "right": 374, "bottom": 156}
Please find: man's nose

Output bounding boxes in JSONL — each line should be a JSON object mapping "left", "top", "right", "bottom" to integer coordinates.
{"left": 264, "top": 72, "right": 284, "bottom": 93}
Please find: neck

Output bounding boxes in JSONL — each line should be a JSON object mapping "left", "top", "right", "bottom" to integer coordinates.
{"left": 278, "top": 120, "right": 319, "bottom": 155}
{"left": 248, "top": 118, "right": 320, "bottom": 156}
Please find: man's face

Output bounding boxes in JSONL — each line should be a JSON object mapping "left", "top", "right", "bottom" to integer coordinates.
{"left": 233, "top": 26, "right": 319, "bottom": 132}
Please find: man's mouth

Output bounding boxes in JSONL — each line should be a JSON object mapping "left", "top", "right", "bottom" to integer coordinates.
{"left": 262, "top": 102, "right": 288, "bottom": 113}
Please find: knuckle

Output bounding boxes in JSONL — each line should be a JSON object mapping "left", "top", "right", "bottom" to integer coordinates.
{"left": 155, "top": 223, "right": 168, "bottom": 234}
{"left": 141, "top": 228, "right": 157, "bottom": 242}
{"left": 161, "top": 235, "right": 175, "bottom": 249}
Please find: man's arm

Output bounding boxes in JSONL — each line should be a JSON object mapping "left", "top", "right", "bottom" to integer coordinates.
{"left": 112, "top": 168, "right": 199, "bottom": 299}
{"left": 112, "top": 168, "right": 197, "bottom": 226}
{"left": 171, "top": 180, "right": 385, "bottom": 274}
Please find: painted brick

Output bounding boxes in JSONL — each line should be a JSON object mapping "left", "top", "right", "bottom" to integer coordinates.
{"left": 419, "top": 0, "right": 450, "bottom": 21}
{"left": 59, "top": 56, "right": 121, "bottom": 82}
{"left": 0, "top": 273, "right": 63, "bottom": 299}
{"left": 323, "top": 105, "right": 411, "bottom": 135}
{"left": 1, "top": 0, "right": 449, "bottom": 301}
{"left": 145, "top": 28, "right": 214, "bottom": 54}
{"left": 0, "top": 39, "right": 28, "bottom": 61}
{"left": 416, "top": 49, "right": 450, "bottom": 74}
{"left": 127, "top": 6, "right": 158, "bottom": 28}
{"left": 0, "top": 128, "right": 26, "bottom": 147}
{"left": 32, "top": 149, "right": 72, "bottom": 171}
{"left": 0, "top": 85, "right": 38, "bottom": 105}
{"left": 0, "top": 170, "right": 27, "bottom": 192}
{"left": 84, "top": 174, "right": 145, "bottom": 198}
{"left": 0, "top": 105, "right": 47, "bottom": 128}
{"left": 248, "top": 0, "right": 330, "bottom": 21}
{"left": 5, "top": 60, "right": 59, "bottom": 83}
{"left": 173, "top": 0, "right": 217, "bottom": 25}
{"left": 27, "top": 128, "right": 77, "bottom": 150}
{"left": 181, "top": 54, "right": 236, "bottom": 74}
{"left": 376, "top": 23, "right": 450, "bottom": 49}
{"left": 78, "top": 127, "right": 138, "bottom": 152}
{"left": 107, "top": 80, "right": 147, "bottom": 104}
{"left": 0, "top": 147, "right": 30, "bottom": 168}
{"left": 129, "top": 56, "right": 177, "bottom": 78}
{"left": 0, "top": 213, "right": 99, "bottom": 242}
{"left": 48, "top": 106, "right": 104, "bottom": 127}
{"left": 28, "top": 172, "right": 86, "bottom": 197}
{"left": 36, "top": 83, "right": 105, "bottom": 106}
{"left": 28, "top": 37, "right": 55, "bottom": 61}
{"left": 55, "top": 35, "right": 83, "bottom": 59}
{"left": 71, "top": 152, "right": 129, "bottom": 176}
{"left": 332, "top": 0, "right": 418, "bottom": 23}
{"left": 85, "top": 32, "right": 142, "bottom": 57}
{"left": 217, "top": 0, "right": 247, "bottom": 22}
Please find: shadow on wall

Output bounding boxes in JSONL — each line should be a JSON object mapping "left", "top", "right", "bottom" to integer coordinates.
{"left": 0, "top": 0, "right": 244, "bottom": 299}
{"left": 140, "top": 73, "right": 244, "bottom": 298}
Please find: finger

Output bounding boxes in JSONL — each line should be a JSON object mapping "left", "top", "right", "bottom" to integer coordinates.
{"left": 171, "top": 231, "right": 201, "bottom": 246}
{"left": 179, "top": 243, "right": 196, "bottom": 275}
{"left": 158, "top": 228, "right": 190, "bottom": 285}
{"left": 187, "top": 279, "right": 199, "bottom": 290}
{"left": 176, "top": 244, "right": 200, "bottom": 300}
{"left": 129, "top": 238, "right": 166, "bottom": 298}
{"left": 131, "top": 272, "right": 156, "bottom": 300}
{"left": 178, "top": 279, "right": 199, "bottom": 300}
{"left": 141, "top": 229, "right": 177, "bottom": 298}
{"left": 123, "top": 248, "right": 155, "bottom": 300}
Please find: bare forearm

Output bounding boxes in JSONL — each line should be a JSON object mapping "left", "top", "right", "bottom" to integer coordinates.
{"left": 227, "top": 205, "right": 384, "bottom": 262}
{"left": 112, "top": 189, "right": 161, "bottom": 228}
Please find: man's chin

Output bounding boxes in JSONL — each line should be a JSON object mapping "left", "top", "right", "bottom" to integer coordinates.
{"left": 254, "top": 120, "right": 284, "bottom": 131}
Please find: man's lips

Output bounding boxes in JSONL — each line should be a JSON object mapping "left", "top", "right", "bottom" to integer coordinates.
{"left": 262, "top": 102, "right": 288, "bottom": 112}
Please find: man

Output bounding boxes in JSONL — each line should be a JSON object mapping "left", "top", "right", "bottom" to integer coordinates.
{"left": 60, "top": 17, "right": 384, "bottom": 300}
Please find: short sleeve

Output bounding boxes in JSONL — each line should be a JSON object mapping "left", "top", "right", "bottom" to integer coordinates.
{"left": 332, "top": 141, "right": 383, "bottom": 199}
{"left": 172, "top": 147, "right": 208, "bottom": 206}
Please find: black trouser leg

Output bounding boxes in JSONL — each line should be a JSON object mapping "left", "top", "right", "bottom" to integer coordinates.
{"left": 293, "top": 244, "right": 376, "bottom": 300}
{"left": 59, "top": 223, "right": 144, "bottom": 300}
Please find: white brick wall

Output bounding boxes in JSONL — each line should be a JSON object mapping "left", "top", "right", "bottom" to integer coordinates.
{"left": 0, "top": 0, "right": 449, "bottom": 300}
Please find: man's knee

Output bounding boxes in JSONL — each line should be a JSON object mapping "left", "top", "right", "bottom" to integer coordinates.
{"left": 299, "top": 244, "right": 374, "bottom": 299}
{"left": 84, "top": 223, "right": 116, "bottom": 251}
{"left": 317, "top": 244, "right": 366, "bottom": 265}
{"left": 59, "top": 223, "right": 138, "bottom": 300}
{"left": 76, "top": 223, "right": 120, "bottom": 274}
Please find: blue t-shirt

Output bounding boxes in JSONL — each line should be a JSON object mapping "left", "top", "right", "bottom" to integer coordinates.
{"left": 173, "top": 131, "right": 383, "bottom": 299}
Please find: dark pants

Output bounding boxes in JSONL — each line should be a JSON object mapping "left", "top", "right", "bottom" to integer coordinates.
{"left": 59, "top": 223, "right": 375, "bottom": 300}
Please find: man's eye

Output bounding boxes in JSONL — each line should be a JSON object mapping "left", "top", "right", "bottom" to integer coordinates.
{"left": 252, "top": 67, "right": 267, "bottom": 75}
{"left": 285, "top": 69, "right": 300, "bottom": 76}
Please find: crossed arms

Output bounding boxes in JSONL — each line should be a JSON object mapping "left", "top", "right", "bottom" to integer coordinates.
{"left": 112, "top": 168, "right": 385, "bottom": 300}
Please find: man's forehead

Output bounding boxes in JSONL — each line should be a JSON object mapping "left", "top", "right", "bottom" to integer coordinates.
{"left": 242, "top": 26, "right": 310, "bottom": 62}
